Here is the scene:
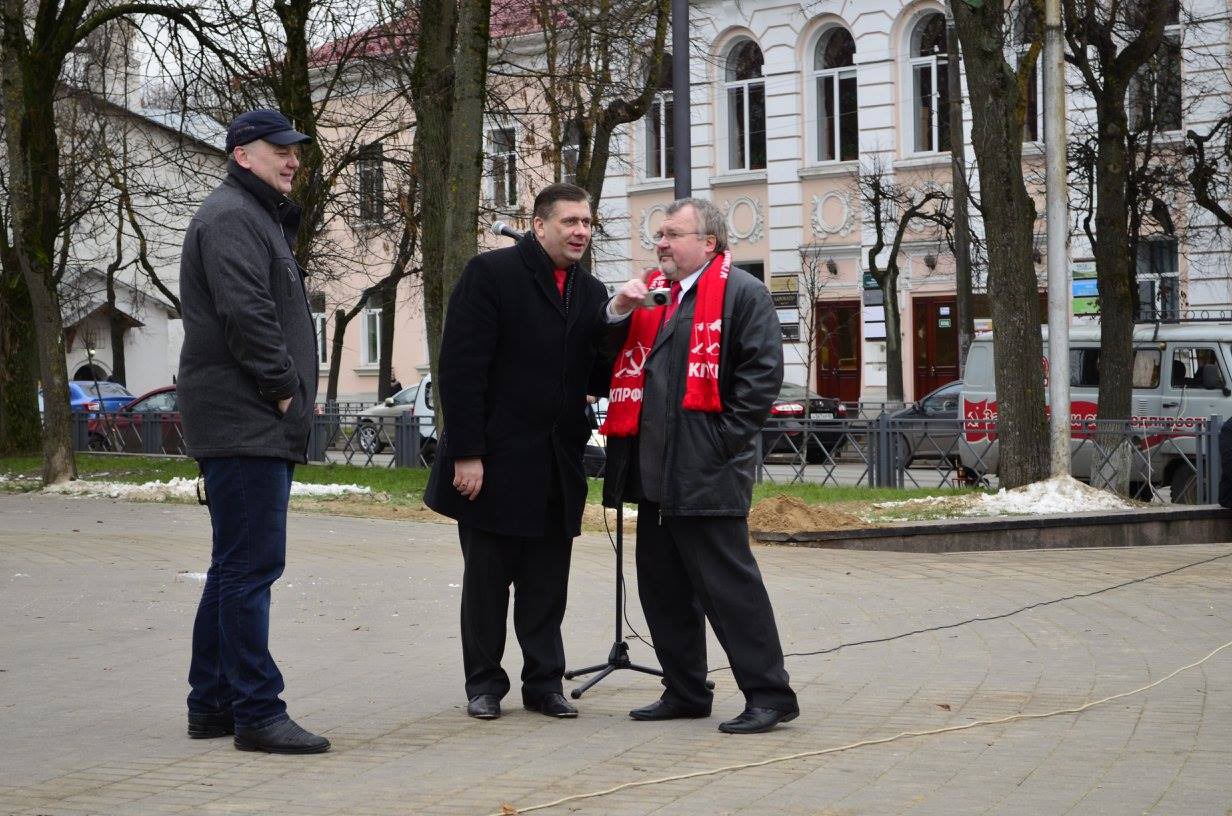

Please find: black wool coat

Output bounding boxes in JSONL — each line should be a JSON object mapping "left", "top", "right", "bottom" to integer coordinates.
{"left": 424, "top": 233, "right": 613, "bottom": 538}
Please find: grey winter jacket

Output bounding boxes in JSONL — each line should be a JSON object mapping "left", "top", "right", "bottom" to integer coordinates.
{"left": 177, "top": 162, "right": 318, "bottom": 463}
{"left": 601, "top": 265, "right": 784, "bottom": 515}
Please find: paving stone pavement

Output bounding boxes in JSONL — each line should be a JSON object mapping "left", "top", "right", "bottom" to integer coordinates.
{"left": 1, "top": 493, "right": 1231, "bottom": 816}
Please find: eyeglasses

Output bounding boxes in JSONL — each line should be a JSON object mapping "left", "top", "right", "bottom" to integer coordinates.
{"left": 652, "top": 230, "right": 705, "bottom": 243}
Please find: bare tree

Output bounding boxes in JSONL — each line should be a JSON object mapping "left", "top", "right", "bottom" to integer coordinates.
{"left": 858, "top": 159, "right": 953, "bottom": 402}
{"left": 951, "top": 0, "right": 1050, "bottom": 488}
{"left": 796, "top": 246, "right": 839, "bottom": 407}
{"left": 1, "top": 0, "right": 223, "bottom": 483}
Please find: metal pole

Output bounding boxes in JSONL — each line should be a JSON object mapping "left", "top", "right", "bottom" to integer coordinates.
{"left": 1045, "top": 0, "right": 1071, "bottom": 476}
{"left": 945, "top": 3, "right": 973, "bottom": 378}
{"left": 671, "top": 0, "right": 691, "bottom": 198}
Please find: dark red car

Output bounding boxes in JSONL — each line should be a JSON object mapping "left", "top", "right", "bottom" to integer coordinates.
{"left": 87, "top": 385, "right": 184, "bottom": 454}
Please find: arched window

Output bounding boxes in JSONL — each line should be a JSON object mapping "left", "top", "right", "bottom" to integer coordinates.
{"left": 909, "top": 13, "right": 950, "bottom": 153}
{"left": 724, "top": 38, "right": 766, "bottom": 171}
{"left": 813, "top": 27, "right": 858, "bottom": 162}
{"left": 645, "top": 52, "right": 674, "bottom": 179}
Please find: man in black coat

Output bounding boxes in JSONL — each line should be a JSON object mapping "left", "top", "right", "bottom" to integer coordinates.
{"left": 425, "top": 183, "right": 612, "bottom": 720}
{"left": 178, "top": 110, "right": 329, "bottom": 753}
{"left": 603, "top": 197, "right": 799, "bottom": 734}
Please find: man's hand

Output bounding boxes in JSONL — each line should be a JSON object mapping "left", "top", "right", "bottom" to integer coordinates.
{"left": 611, "top": 275, "right": 651, "bottom": 317}
{"left": 453, "top": 457, "right": 484, "bottom": 500}
{"left": 277, "top": 396, "right": 292, "bottom": 414}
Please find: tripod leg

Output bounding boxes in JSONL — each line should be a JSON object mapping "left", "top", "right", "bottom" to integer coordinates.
{"left": 626, "top": 662, "right": 664, "bottom": 678}
{"left": 569, "top": 665, "right": 615, "bottom": 699}
{"left": 564, "top": 662, "right": 610, "bottom": 680}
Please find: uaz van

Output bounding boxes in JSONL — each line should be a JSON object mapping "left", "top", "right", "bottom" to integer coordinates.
{"left": 959, "top": 323, "right": 1232, "bottom": 500}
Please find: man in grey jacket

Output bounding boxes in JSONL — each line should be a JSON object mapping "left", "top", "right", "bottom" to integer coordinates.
{"left": 178, "top": 109, "right": 328, "bottom": 754}
{"left": 603, "top": 198, "right": 799, "bottom": 734}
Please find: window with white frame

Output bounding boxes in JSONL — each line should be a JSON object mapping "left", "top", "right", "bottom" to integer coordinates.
{"left": 813, "top": 27, "right": 858, "bottom": 162}
{"left": 361, "top": 291, "right": 381, "bottom": 367}
{"left": 1128, "top": 0, "right": 1182, "bottom": 133}
{"left": 488, "top": 126, "right": 517, "bottom": 208}
{"left": 357, "top": 143, "right": 384, "bottom": 221}
{"left": 645, "top": 51, "right": 675, "bottom": 179}
{"left": 909, "top": 13, "right": 950, "bottom": 154}
{"left": 724, "top": 39, "right": 766, "bottom": 171}
{"left": 1136, "top": 235, "right": 1180, "bottom": 322}
{"left": 310, "top": 291, "right": 327, "bottom": 363}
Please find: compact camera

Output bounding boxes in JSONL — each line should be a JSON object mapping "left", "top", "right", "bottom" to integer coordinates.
{"left": 642, "top": 287, "right": 673, "bottom": 307}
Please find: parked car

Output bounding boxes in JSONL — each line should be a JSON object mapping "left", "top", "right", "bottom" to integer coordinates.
{"left": 960, "top": 323, "right": 1232, "bottom": 502}
{"left": 355, "top": 379, "right": 438, "bottom": 462}
{"left": 87, "top": 385, "right": 181, "bottom": 453}
{"left": 890, "top": 381, "right": 962, "bottom": 466}
{"left": 48, "top": 380, "right": 134, "bottom": 414}
{"left": 583, "top": 398, "right": 608, "bottom": 478}
{"left": 763, "top": 382, "right": 847, "bottom": 463}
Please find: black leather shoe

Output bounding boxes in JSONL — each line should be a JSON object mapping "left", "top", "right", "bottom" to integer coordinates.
{"left": 233, "top": 718, "right": 330, "bottom": 754}
{"left": 187, "top": 710, "right": 234, "bottom": 739}
{"left": 628, "top": 699, "right": 711, "bottom": 721}
{"left": 467, "top": 694, "right": 501, "bottom": 720}
{"left": 718, "top": 706, "right": 799, "bottom": 734}
{"left": 524, "top": 692, "right": 578, "bottom": 718}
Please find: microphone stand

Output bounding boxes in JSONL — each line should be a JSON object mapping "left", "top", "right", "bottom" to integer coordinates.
{"left": 564, "top": 504, "right": 663, "bottom": 697}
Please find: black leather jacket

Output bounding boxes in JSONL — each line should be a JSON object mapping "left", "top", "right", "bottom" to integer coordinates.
{"left": 602, "top": 266, "right": 783, "bottom": 516}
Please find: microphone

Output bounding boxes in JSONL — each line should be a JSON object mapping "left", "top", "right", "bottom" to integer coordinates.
{"left": 491, "top": 221, "right": 523, "bottom": 241}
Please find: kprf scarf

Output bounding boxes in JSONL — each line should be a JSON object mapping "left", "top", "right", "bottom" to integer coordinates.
{"left": 601, "top": 250, "right": 730, "bottom": 437}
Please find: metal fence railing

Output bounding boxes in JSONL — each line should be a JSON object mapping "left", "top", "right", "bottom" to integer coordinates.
{"left": 70, "top": 409, "right": 1224, "bottom": 505}
{"left": 756, "top": 415, "right": 1222, "bottom": 504}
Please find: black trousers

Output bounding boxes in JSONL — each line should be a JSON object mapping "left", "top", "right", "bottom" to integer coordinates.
{"left": 458, "top": 494, "right": 572, "bottom": 703}
{"left": 635, "top": 501, "right": 798, "bottom": 713}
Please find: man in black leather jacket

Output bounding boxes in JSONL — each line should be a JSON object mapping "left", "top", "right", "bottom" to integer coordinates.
{"left": 603, "top": 197, "right": 799, "bottom": 734}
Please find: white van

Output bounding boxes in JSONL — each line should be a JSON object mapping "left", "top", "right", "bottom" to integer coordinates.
{"left": 959, "top": 323, "right": 1232, "bottom": 498}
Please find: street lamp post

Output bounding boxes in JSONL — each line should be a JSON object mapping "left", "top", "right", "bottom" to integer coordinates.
{"left": 1044, "top": 0, "right": 1071, "bottom": 476}
{"left": 671, "top": 0, "right": 691, "bottom": 198}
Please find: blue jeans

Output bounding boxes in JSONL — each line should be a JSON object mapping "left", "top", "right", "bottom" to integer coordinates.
{"left": 187, "top": 457, "right": 294, "bottom": 729}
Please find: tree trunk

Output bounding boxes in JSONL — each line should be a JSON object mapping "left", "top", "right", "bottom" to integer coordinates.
{"left": 410, "top": 0, "right": 460, "bottom": 414}
{"left": 438, "top": 0, "right": 492, "bottom": 429}
{"left": 378, "top": 278, "right": 397, "bottom": 399}
{"left": 326, "top": 308, "right": 356, "bottom": 403}
{"left": 952, "top": 1, "right": 1048, "bottom": 488}
{"left": 0, "top": 268, "right": 40, "bottom": 455}
{"left": 1, "top": 32, "right": 77, "bottom": 483}
{"left": 883, "top": 270, "right": 904, "bottom": 402}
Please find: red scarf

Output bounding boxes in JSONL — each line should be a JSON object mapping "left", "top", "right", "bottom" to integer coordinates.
{"left": 601, "top": 250, "right": 730, "bottom": 437}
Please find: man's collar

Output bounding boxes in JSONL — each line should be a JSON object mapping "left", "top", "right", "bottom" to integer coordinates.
{"left": 675, "top": 256, "right": 715, "bottom": 297}
{"left": 226, "top": 158, "right": 300, "bottom": 225}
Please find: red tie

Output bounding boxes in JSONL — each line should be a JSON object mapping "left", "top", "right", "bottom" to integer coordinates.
{"left": 664, "top": 281, "right": 683, "bottom": 322}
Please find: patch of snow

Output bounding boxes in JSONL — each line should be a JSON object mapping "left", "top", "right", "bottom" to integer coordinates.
{"left": 176, "top": 572, "right": 208, "bottom": 583}
{"left": 965, "top": 475, "right": 1134, "bottom": 516}
{"left": 14, "top": 573, "right": 30, "bottom": 578}
{"left": 42, "top": 478, "right": 371, "bottom": 502}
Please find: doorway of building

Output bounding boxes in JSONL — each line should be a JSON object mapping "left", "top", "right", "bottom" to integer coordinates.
{"left": 913, "top": 296, "right": 959, "bottom": 398}
{"left": 815, "top": 301, "right": 861, "bottom": 402}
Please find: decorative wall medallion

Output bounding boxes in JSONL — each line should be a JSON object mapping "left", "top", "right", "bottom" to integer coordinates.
{"left": 811, "top": 191, "right": 854, "bottom": 237}
{"left": 639, "top": 203, "right": 668, "bottom": 250}
{"left": 724, "top": 195, "right": 765, "bottom": 246}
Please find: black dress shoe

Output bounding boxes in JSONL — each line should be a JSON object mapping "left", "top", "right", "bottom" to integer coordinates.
{"left": 628, "top": 699, "right": 711, "bottom": 721}
{"left": 718, "top": 706, "right": 799, "bottom": 734}
{"left": 467, "top": 694, "right": 501, "bottom": 720}
{"left": 524, "top": 692, "right": 578, "bottom": 718}
{"left": 233, "top": 718, "right": 330, "bottom": 754}
{"left": 187, "top": 710, "right": 234, "bottom": 739}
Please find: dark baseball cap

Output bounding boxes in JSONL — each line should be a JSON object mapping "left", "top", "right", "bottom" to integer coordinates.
{"left": 225, "top": 109, "right": 311, "bottom": 153}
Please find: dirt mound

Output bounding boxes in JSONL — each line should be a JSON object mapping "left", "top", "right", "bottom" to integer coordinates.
{"left": 748, "top": 495, "right": 862, "bottom": 533}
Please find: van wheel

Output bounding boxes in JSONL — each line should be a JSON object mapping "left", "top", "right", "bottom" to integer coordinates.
{"left": 420, "top": 440, "right": 437, "bottom": 466}
{"left": 88, "top": 433, "right": 111, "bottom": 452}
{"left": 1169, "top": 464, "right": 1198, "bottom": 504}
{"left": 356, "top": 421, "right": 386, "bottom": 455}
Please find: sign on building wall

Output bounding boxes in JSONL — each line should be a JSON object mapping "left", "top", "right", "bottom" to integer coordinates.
{"left": 771, "top": 273, "right": 801, "bottom": 341}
